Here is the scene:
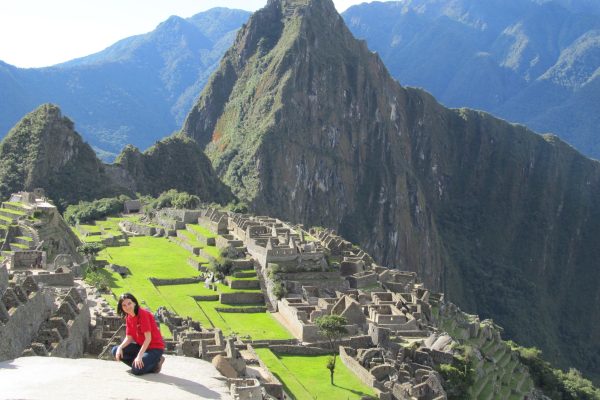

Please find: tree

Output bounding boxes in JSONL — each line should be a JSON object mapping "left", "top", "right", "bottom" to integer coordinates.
{"left": 315, "top": 315, "right": 347, "bottom": 384}
{"left": 77, "top": 242, "right": 105, "bottom": 259}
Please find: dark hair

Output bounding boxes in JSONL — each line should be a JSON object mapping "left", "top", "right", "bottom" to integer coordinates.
{"left": 117, "top": 292, "right": 140, "bottom": 318}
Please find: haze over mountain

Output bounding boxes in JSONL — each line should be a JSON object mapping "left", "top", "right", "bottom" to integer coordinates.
{"left": 343, "top": 0, "right": 600, "bottom": 159}
{"left": 3, "top": 0, "right": 599, "bottom": 162}
{"left": 183, "top": 0, "right": 600, "bottom": 382}
{"left": 0, "top": 8, "right": 250, "bottom": 160}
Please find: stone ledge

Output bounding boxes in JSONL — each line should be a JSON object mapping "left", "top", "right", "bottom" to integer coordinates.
{"left": 0, "top": 356, "right": 231, "bottom": 399}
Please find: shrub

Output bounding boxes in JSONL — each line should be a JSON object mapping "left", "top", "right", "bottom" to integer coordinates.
{"left": 84, "top": 268, "right": 111, "bottom": 292}
{"left": 208, "top": 257, "right": 233, "bottom": 276}
{"left": 64, "top": 195, "right": 130, "bottom": 225}
{"left": 509, "top": 343, "right": 600, "bottom": 400}
{"left": 435, "top": 348, "right": 474, "bottom": 400}
{"left": 272, "top": 284, "right": 287, "bottom": 300}
{"left": 144, "top": 189, "right": 200, "bottom": 213}
{"left": 77, "top": 242, "right": 105, "bottom": 258}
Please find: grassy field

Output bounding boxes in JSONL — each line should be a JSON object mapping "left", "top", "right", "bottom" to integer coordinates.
{"left": 97, "top": 236, "right": 291, "bottom": 340}
{"left": 255, "top": 349, "right": 377, "bottom": 400}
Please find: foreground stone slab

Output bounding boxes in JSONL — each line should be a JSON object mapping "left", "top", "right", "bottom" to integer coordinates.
{"left": 0, "top": 356, "right": 231, "bottom": 399}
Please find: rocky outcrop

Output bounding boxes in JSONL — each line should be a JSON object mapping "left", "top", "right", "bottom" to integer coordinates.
{"left": 182, "top": 0, "right": 600, "bottom": 380}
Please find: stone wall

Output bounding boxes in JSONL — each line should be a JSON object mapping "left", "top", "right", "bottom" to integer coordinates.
{"left": 159, "top": 209, "right": 203, "bottom": 224}
{"left": 339, "top": 346, "right": 376, "bottom": 388}
{"left": 0, "top": 284, "right": 53, "bottom": 360}
{"left": 12, "top": 251, "right": 45, "bottom": 269}
{"left": 219, "top": 292, "right": 264, "bottom": 305}
{"left": 269, "top": 345, "right": 331, "bottom": 356}
{"left": 32, "top": 288, "right": 91, "bottom": 358}
{"left": 149, "top": 277, "right": 202, "bottom": 286}
{"left": 120, "top": 221, "right": 162, "bottom": 237}
{"left": 33, "top": 271, "right": 74, "bottom": 287}
{"left": 0, "top": 264, "right": 8, "bottom": 293}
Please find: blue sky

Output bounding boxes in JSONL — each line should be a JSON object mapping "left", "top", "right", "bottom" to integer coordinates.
{"left": 0, "top": 0, "right": 388, "bottom": 68}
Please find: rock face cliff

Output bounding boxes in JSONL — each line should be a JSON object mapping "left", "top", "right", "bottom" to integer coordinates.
{"left": 183, "top": 0, "right": 600, "bottom": 380}
{"left": 0, "top": 104, "right": 231, "bottom": 209}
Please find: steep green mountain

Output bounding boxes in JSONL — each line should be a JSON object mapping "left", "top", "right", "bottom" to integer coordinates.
{"left": 0, "top": 8, "right": 250, "bottom": 159}
{"left": 183, "top": 0, "right": 600, "bottom": 383}
{"left": 0, "top": 104, "right": 231, "bottom": 209}
{"left": 0, "top": 104, "right": 125, "bottom": 206}
{"left": 113, "top": 134, "right": 232, "bottom": 203}
{"left": 342, "top": 0, "right": 600, "bottom": 159}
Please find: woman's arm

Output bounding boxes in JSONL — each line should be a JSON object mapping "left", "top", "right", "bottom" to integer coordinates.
{"left": 132, "top": 332, "right": 152, "bottom": 369}
{"left": 114, "top": 335, "right": 134, "bottom": 361}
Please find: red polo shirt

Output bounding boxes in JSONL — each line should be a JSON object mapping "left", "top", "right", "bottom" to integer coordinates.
{"left": 125, "top": 307, "right": 165, "bottom": 350}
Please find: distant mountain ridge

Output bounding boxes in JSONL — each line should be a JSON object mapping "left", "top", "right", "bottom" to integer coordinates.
{"left": 0, "top": 8, "right": 250, "bottom": 159}
{"left": 183, "top": 0, "right": 600, "bottom": 383}
{"left": 343, "top": 0, "right": 600, "bottom": 159}
{"left": 0, "top": 104, "right": 232, "bottom": 209}
{"left": 2, "top": 1, "right": 599, "bottom": 160}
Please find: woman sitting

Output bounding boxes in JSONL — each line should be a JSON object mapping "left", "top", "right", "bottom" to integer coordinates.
{"left": 112, "top": 293, "right": 165, "bottom": 375}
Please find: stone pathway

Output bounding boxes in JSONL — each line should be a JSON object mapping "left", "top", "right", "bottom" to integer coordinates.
{"left": 0, "top": 356, "right": 231, "bottom": 399}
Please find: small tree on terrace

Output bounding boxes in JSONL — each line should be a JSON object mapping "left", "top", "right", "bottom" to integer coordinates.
{"left": 315, "top": 314, "right": 347, "bottom": 385}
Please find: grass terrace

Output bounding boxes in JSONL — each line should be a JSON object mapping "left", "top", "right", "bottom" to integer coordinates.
{"left": 0, "top": 215, "right": 15, "bottom": 223}
{"left": 0, "top": 208, "right": 27, "bottom": 216}
{"left": 98, "top": 236, "right": 292, "bottom": 340}
{"left": 187, "top": 223, "right": 217, "bottom": 239}
{"left": 255, "top": 349, "right": 377, "bottom": 400}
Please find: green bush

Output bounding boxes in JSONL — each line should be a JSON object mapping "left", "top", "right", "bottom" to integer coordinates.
{"left": 77, "top": 242, "right": 106, "bottom": 258}
{"left": 84, "top": 268, "right": 111, "bottom": 292}
{"left": 509, "top": 343, "right": 600, "bottom": 400}
{"left": 144, "top": 189, "right": 200, "bottom": 213}
{"left": 272, "top": 284, "right": 287, "bottom": 300}
{"left": 435, "top": 348, "right": 474, "bottom": 400}
{"left": 64, "top": 195, "right": 130, "bottom": 225}
{"left": 208, "top": 257, "right": 233, "bottom": 276}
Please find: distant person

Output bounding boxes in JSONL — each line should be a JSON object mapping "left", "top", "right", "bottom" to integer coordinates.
{"left": 112, "top": 293, "right": 165, "bottom": 375}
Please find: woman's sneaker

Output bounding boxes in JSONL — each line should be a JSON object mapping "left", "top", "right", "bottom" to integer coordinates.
{"left": 153, "top": 356, "right": 165, "bottom": 373}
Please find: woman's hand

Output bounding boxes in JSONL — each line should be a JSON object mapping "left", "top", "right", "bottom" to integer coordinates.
{"left": 115, "top": 346, "right": 123, "bottom": 361}
{"left": 133, "top": 355, "right": 144, "bottom": 369}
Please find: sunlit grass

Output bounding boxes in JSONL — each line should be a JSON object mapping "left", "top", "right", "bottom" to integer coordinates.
{"left": 254, "top": 349, "right": 377, "bottom": 400}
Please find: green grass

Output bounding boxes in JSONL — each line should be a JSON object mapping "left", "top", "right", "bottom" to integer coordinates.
{"left": 10, "top": 242, "right": 29, "bottom": 249}
{"left": 159, "top": 323, "right": 172, "bottom": 339}
{"left": 189, "top": 254, "right": 209, "bottom": 264}
{"left": 202, "top": 245, "right": 221, "bottom": 259}
{"left": 0, "top": 208, "right": 26, "bottom": 216}
{"left": 99, "top": 236, "right": 199, "bottom": 310}
{"left": 178, "top": 229, "right": 203, "bottom": 246}
{"left": 187, "top": 223, "right": 217, "bottom": 238}
{"left": 0, "top": 215, "right": 14, "bottom": 223}
{"left": 255, "top": 349, "right": 377, "bottom": 400}
{"left": 15, "top": 236, "right": 33, "bottom": 242}
{"left": 3, "top": 201, "right": 27, "bottom": 209}
{"left": 98, "top": 237, "right": 289, "bottom": 340}
{"left": 79, "top": 224, "right": 101, "bottom": 233}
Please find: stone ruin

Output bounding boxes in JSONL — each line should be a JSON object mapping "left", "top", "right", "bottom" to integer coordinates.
{"left": 230, "top": 213, "right": 328, "bottom": 272}
{"left": 0, "top": 263, "right": 90, "bottom": 361}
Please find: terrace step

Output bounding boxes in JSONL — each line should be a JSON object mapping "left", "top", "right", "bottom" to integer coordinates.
{"left": 10, "top": 243, "right": 30, "bottom": 251}
{"left": 2, "top": 202, "right": 30, "bottom": 213}
{"left": 233, "top": 271, "right": 257, "bottom": 278}
{"left": 13, "top": 236, "right": 34, "bottom": 248}
{"left": 226, "top": 277, "right": 260, "bottom": 290}
{"left": 0, "top": 210, "right": 19, "bottom": 223}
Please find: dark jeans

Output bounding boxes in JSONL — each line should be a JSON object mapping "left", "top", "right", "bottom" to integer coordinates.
{"left": 111, "top": 343, "right": 164, "bottom": 375}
